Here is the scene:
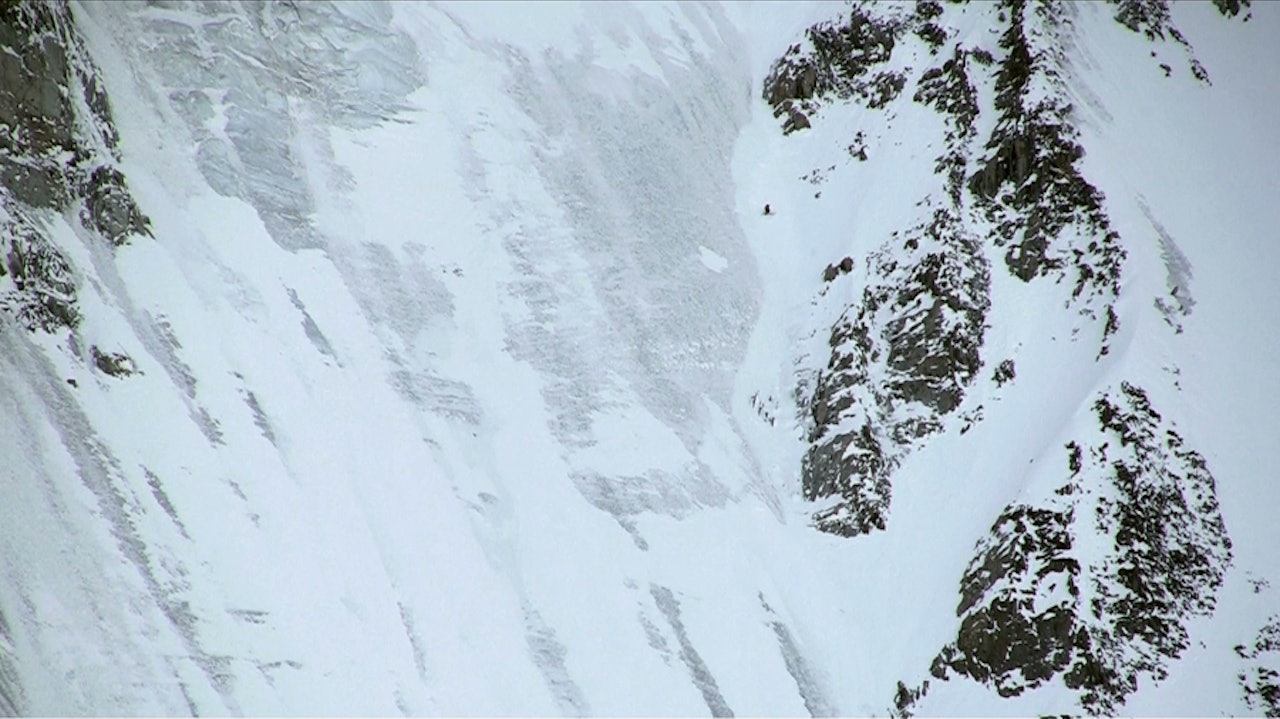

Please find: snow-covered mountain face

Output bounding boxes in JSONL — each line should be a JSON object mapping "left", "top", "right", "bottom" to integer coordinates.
{"left": 1, "top": 0, "right": 1277, "bottom": 715}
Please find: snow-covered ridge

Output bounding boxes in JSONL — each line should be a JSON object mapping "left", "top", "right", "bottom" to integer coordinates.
{"left": 0, "top": 0, "right": 1277, "bottom": 715}
{"left": 754, "top": 0, "right": 1271, "bottom": 712}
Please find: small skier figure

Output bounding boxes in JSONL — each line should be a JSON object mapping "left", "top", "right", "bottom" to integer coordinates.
{"left": 763, "top": 203, "right": 772, "bottom": 215}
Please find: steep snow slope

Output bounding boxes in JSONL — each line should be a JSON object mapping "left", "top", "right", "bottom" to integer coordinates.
{"left": 0, "top": 0, "right": 1276, "bottom": 715}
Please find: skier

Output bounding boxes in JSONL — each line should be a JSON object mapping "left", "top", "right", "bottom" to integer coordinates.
{"left": 763, "top": 203, "right": 772, "bottom": 215}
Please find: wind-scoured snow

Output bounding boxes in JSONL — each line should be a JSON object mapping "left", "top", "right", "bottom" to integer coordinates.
{"left": 0, "top": 0, "right": 1276, "bottom": 715}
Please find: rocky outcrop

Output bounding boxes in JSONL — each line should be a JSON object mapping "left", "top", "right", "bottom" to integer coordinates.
{"left": 1239, "top": 615, "right": 1280, "bottom": 717}
{"left": 970, "top": 0, "right": 1124, "bottom": 309}
{"left": 1, "top": 209, "right": 80, "bottom": 331}
{"left": 1, "top": 1, "right": 75, "bottom": 209}
{"left": 920, "top": 383, "right": 1231, "bottom": 713}
{"left": 92, "top": 345, "right": 137, "bottom": 377}
{"left": 0, "top": 0, "right": 150, "bottom": 333}
{"left": 83, "top": 165, "right": 149, "bottom": 246}
{"left": 822, "top": 257, "right": 854, "bottom": 283}
{"left": 780, "top": 2, "right": 1000, "bottom": 537}
{"left": 803, "top": 208, "right": 990, "bottom": 536}
{"left": 0, "top": 6, "right": 156, "bottom": 702}
{"left": 761, "top": 5, "right": 916, "bottom": 133}
{"left": 759, "top": 1, "right": 1246, "bottom": 695}
{"left": 991, "top": 359, "right": 1015, "bottom": 386}
{"left": 1112, "top": 0, "right": 1252, "bottom": 40}
{"left": 1112, "top": 0, "right": 1180, "bottom": 40}
{"left": 786, "top": 1, "right": 1162, "bottom": 541}
{"left": 0, "top": 1, "right": 148, "bottom": 232}
{"left": 914, "top": 43, "right": 986, "bottom": 201}
{"left": 1108, "top": 0, "right": 1249, "bottom": 84}
{"left": 1213, "top": 0, "right": 1252, "bottom": 18}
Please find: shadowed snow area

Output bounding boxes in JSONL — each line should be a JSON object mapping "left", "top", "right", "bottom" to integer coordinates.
{"left": 0, "top": 0, "right": 1277, "bottom": 715}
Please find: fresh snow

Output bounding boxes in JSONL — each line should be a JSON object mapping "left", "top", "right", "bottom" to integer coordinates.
{"left": 0, "top": 0, "right": 1276, "bottom": 715}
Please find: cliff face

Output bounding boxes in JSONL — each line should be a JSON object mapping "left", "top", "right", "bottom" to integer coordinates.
{"left": 0, "top": 1, "right": 148, "bottom": 333}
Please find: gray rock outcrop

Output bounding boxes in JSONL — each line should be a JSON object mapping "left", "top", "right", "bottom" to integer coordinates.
{"left": 0, "top": 0, "right": 150, "bottom": 333}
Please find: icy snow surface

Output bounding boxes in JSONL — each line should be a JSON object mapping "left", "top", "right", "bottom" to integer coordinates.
{"left": 0, "top": 0, "right": 1277, "bottom": 715}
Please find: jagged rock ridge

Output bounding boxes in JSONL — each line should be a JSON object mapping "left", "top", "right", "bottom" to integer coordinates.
{"left": 803, "top": 206, "right": 989, "bottom": 536}
{"left": 763, "top": 0, "right": 1242, "bottom": 713}
{"left": 968, "top": 0, "right": 1125, "bottom": 317}
{"left": 767, "top": 0, "right": 1231, "bottom": 543}
{"left": 918, "top": 382, "right": 1232, "bottom": 714}
{"left": 774, "top": 1, "right": 997, "bottom": 537}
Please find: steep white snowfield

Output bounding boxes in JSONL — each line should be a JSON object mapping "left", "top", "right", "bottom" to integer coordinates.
{"left": 0, "top": 0, "right": 1276, "bottom": 715}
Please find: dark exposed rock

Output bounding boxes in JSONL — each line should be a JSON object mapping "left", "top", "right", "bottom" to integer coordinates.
{"left": 1213, "top": 0, "right": 1251, "bottom": 18}
{"left": 1109, "top": 0, "right": 1235, "bottom": 83}
{"left": 805, "top": 414, "right": 892, "bottom": 536}
{"left": 0, "top": 3, "right": 73, "bottom": 191}
{"left": 966, "top": 0, "right": 1125, "bottom": 358}
{"left": 761, "top": 7, "right": 906, "bottom": 130}
{"left": 92, "top": 346, "right": 136, "bottom": 377}
{"left": 766, "top": 61, "right": 820, "bottom": 108}
{"left": 1112, "top": 0, "right": 1174, "bottom": 40}
{"left": 915, "top": 22, "right": 948, "bottom": 52}
{"left": 1240, "top": 615, "right": 1280, "bottom": 717}
{"left": 764, "top": 0, "right": 1246, "bottom": 708}
{"left": 892, "top": 678, "right": 929, "bottom": 718}
{"left": 913, "top": 43, "right": 981, "bottom": 201}
{"left": 822, "top": 256, "right": 855, "bottom": 283}
{"left": 0, "top": 0, "right": 152, "bottom": 332}
{"left": 935, "top": 505, "right": 1080, "bottom": 696}
{"left": 0, "top": 157, "right": 67, "bottom": 211}
{"left": 0, "top": 1, "right": 143, "bottom": 215}
{"left": 802, "top": 208, "right": 990, "bottom": 536}
{"left": 923, "top": 382, "right": 1231, "bottom": 713}
{"left": 916, "top": 0, "right": 945, "bottom": 22}
{"left": 863, "top": 71, "right": 907, "bottom": 109}
{"left": 1190, "top": 58, "right": 1210, "bottom": 83}
{"left": 914, "top": 50, "right": 979, "bottom": 141}
{"left": 992, "top": 359, "right": 1015, "bottom": 386}
{"left": 783, "top": 104, "right": 811, "bottom": 135}
{"left": 2, "top": 208, "right": 80, "bottom": 331}
{"left": 82, "top": 165, "right": 151, "bottom": 246}
{"left": 768, "top": 0, "right": 1230, "bottom": 591}
{"left": 802, "top": 9, "right": 897, "bottom": 89}
{"left": 785, "top": 0, "right": 1141, "bottom": 544}
{"left": 847, "top": 131, "right": 869, "bottom": 162}
{"left": 785, "top": 1, "right": 998, "bottom": 537}
{"left": 1098, "top": 305, "right": 1120, "bottom": 357}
